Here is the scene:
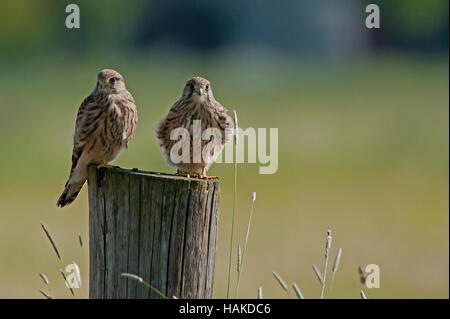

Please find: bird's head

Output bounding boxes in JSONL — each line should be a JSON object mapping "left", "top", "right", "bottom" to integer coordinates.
{"left": 96, "top": 69, "right": 126, "bottom": 94}
{"left": 182, "top": 77, "right": 213, "bottom": 103}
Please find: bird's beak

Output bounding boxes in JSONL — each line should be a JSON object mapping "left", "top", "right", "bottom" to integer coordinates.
{"left": 99, "top": 81, "right": 106, "bottom": 89}
{"left": 197, "top": 88, "right": 203, "bottom": 96}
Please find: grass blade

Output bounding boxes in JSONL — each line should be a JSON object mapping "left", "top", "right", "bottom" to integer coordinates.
{"left": 328, "top": 248, "right": 342, "bottom": 297}
{"left": 332, "top": 248, "right": 342, "bottom": 273}
{"left": 60, "top": 269, "right": 75, "bottom": 297}
{"left": 234, "top": 192, "right": 257, "bottom": 298}
{"left": 39, "top": 272, "right": 49, "bottom": 285}
{"left": 360, "top": 290, "right": 367, "bottom": 299}
{"left": 272, "top": 272, "right": 289, "bottom": 295}
{"left": 121, "top": 273, "right": 168, "bottom": 299}
{"left": 292, "top": 283, "right": 304, "bottom": 299}
{"left": 312, "top": 264, "right": 324, "bottom": 286}
{"left": 39, "top": 289, "right": 53, "bottom": 299}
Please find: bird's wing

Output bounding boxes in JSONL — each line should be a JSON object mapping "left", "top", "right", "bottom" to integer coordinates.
{"left": 70, "top": 94, "right": 104, "bottom": 175}
{"left": 214, "top": 102, "right": 234, "bottom": 143}
{"left": 119, "top": 93, "right": 138, "bottom": 145}
{"left": 156, "top": 99, "right": 186, "bottom": 145}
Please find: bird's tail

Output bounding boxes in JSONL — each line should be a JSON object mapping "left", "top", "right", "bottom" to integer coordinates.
{"left": 57, "top": 179, "right": 85, "bottom": 208}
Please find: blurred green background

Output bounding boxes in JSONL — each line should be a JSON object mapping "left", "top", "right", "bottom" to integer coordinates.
{"left": 0, "top": 0, "right": 448, "bottom": 299}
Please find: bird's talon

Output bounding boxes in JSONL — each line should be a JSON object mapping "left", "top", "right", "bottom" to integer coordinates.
{"left": 199, "top": 168, "right": 209, "bottom": 179}
{"left": 97, "top": 161, "right": 114, "bottom": 169}
{"left": 176, "top": 170, "right": 191, "bottom": 178}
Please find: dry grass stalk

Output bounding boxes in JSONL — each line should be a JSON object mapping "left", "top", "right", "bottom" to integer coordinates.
{"left": 60, "top": 269, "right": 75, "bottom": 297}
{"left": 325, "top": 228, "right": 332, "bottom": 259}
{"left": 40, "top": 223, "right": 62, "bottom": 260}
{"left": 39, "top": 289, "right": 53, "bottom": 299}
{"left": 233, "top": 110, "right": 239, "bottom": 144}
{"left": 237, "top": 244, "right": 241, "bottom": 273}
{"left": 121, "top": 273, "right": 143, "bottom": 282}
{"left": 257, "top": 286, "right": 263, "bottom": 299}
{"left": 226, "top": 110, "right": 239, "bottom": 299}
{"left": 39, "top": 272, "right": 49, "bottom": 285}
{"left": 120, "top": 273, "right": 168, "bottom": 299}
{"left": 292, "top": 283, "right": 304, "bottom": 299}
{"left": 234, "top": 191, "right": 257, "bottom": 298}
{"left": 320, "top": 228, "right": 332, "bottom": 299}
{"left": 78, "top": 234, "right": 83, "bottom": 247}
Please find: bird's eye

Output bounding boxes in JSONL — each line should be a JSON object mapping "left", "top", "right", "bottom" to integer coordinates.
{"left": 205, "top": 85, "right": 210, "bottom": 91}
{"left": 189, "top": 83, "right": 194, "bottom": 91}
{"left": 110, "top": 78, "right": 116, "bottom": 84}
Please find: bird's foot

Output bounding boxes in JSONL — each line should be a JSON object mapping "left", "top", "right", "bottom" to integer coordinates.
{"left": 97, "top": 161, "right": 114, "bottom": 169}
{"left": 199, "top": 168, "right": 216, "bottom": 179}
{"left": 199, "top": 174, "right": 217, "bottom": 180}
{"left": 176, "top": 169, "right": 191, "bottom": 178}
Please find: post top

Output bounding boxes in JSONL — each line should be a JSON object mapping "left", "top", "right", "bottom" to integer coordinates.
{"left": 88, "top": 165, "right": 220, "bottom": 185}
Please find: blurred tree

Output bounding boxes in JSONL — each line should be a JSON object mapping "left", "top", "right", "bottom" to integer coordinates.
{"left": 0, "top": 0, "right": 447, "bottom": 56}
{"left": 365, "top": 0, "right": 449, "bottom": 52}
{"left": 133, "top": 0, "right": 233, "bottom": 51}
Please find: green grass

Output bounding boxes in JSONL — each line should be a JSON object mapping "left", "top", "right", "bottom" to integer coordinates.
{"left": 0, "top": 53, "right": 448, "bottom": 298}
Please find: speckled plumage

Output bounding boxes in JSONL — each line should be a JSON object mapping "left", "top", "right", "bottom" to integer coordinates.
{"left": 57, "top": 69, "right": 138, "bottom": 207}
{"left": 156, "top": 77, "right": 234, "bottom": 177}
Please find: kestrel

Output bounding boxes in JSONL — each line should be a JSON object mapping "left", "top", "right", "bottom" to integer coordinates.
{"left": 57, "top": 69, "right": 138, "bottom": 207}
{"left": 156, "top": 77, "right": 234, "bottom": 178}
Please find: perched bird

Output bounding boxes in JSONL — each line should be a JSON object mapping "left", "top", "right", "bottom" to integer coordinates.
{"left": 156, "top": 77, "right": 234, "bottom": 178}
{"left": 57, "top": 69, "right": 138, "bottom": 207}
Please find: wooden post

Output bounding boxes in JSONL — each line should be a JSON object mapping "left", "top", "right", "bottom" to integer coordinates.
{"left": 87, "top": 166, "right": 220, "bottom": 299}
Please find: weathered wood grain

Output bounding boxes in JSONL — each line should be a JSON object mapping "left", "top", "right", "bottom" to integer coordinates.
{"left": 88, "top": 166, "right": 220, "bottom": 299}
